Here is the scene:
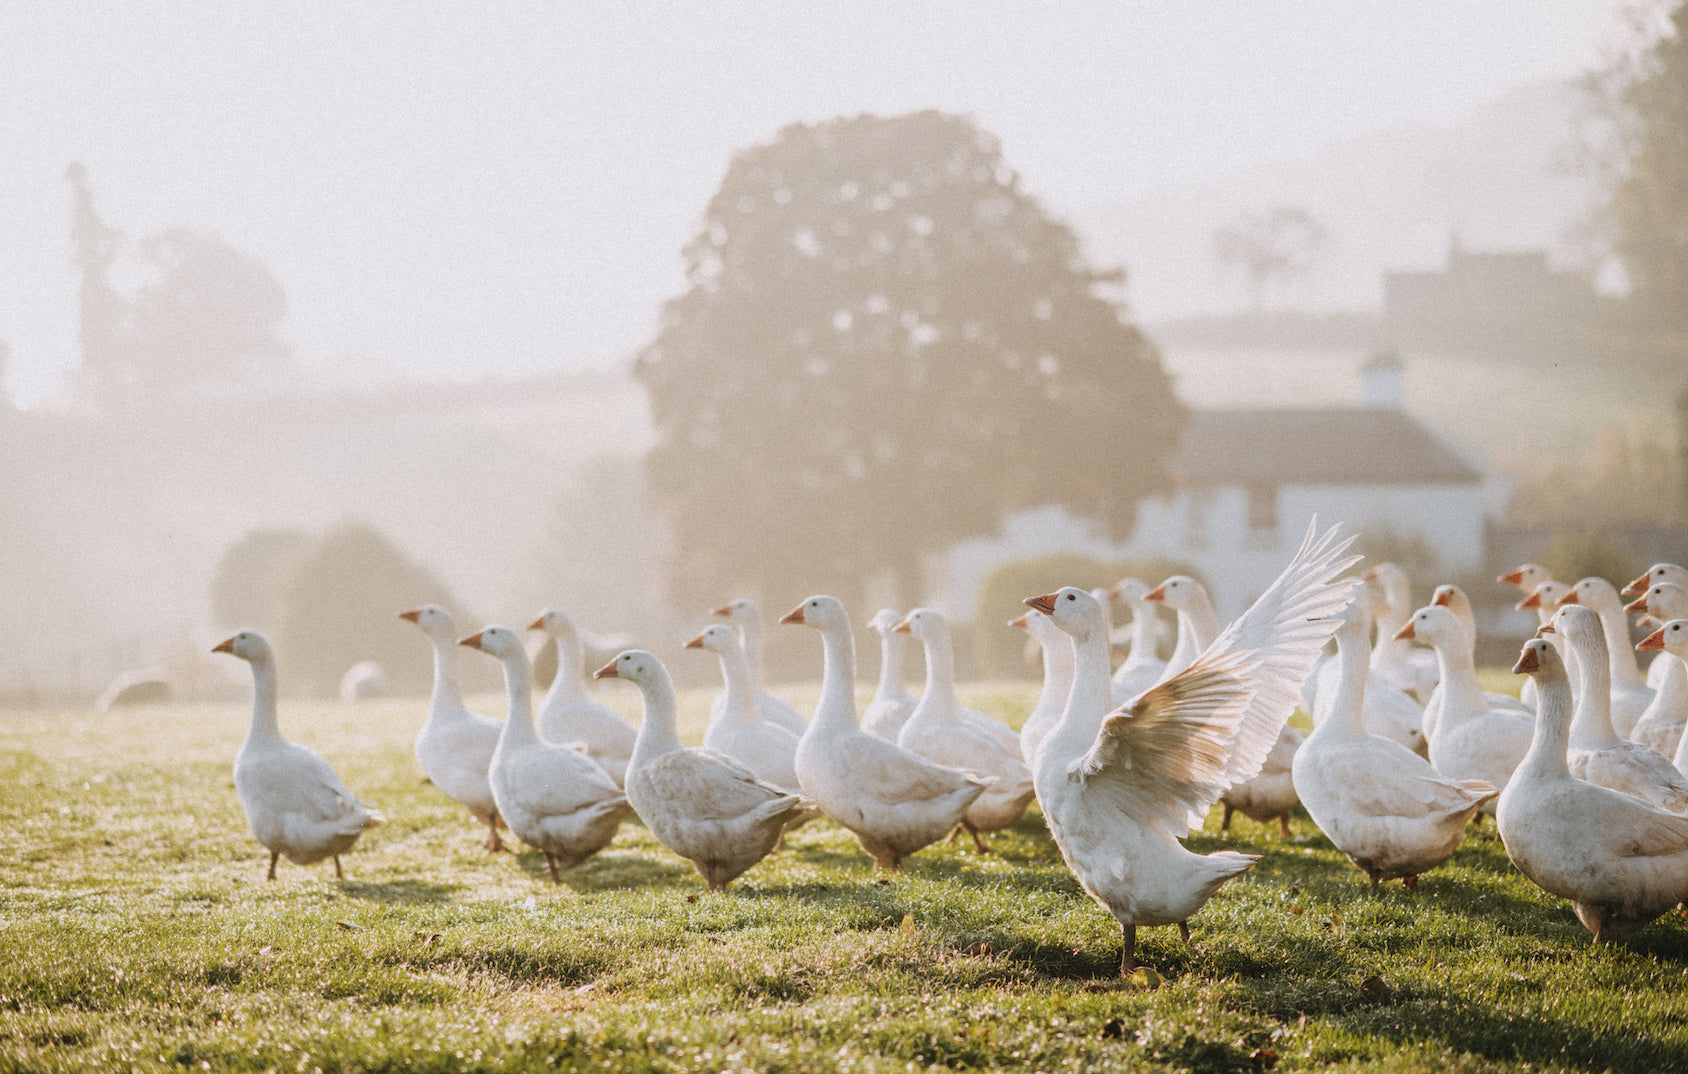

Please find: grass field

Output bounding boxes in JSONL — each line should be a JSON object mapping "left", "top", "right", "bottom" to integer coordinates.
{"left": 3, "top": 676, "right": 1687, "bottom": 1074}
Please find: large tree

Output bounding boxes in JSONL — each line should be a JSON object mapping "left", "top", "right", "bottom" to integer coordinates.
{"left": 1605, "top": 2, "right": 1688, "bottom": 331}
{"left": 636, "top": 110, "right": 1185, "bottom": 611}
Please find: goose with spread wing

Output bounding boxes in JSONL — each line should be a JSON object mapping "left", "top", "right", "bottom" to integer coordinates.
{"left": 1026, "top": 522, "right": 1359, "bottom": 974}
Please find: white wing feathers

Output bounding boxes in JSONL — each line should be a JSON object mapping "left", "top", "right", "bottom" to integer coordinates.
{"left": 1071, "top": 520, "right": 1359, "bottom": 832}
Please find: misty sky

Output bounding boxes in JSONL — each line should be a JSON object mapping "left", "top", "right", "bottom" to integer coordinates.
{"left": 0, "top": 3, "right": 1636, "bottom": 407}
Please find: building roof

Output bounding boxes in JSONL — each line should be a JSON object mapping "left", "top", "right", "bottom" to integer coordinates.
{"left": 1168, "top": 408, "right": 1482, "bottom": 487}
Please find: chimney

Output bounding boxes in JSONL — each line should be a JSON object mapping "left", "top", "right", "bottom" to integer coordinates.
{"left": 1361, "top": 348, "right": 1405, "bottom": 411}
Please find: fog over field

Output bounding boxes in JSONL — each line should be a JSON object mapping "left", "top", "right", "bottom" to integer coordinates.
{"left": 0, "top": 3, "right": 1677, "bottom": 699}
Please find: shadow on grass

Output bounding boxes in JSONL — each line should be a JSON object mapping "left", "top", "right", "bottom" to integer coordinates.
{"left": 337, "top": 878, "right": 464, "bottom": 905}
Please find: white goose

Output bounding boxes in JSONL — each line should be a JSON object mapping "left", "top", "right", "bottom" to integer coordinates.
{"left": 1637, "top": 621, "right": 1688, "bottom": 778}
{"left": 1292, "top": 589, "right": 1495, "bottom": 884}
{"left": 399, "top": 605, "right": 505, "bottom": 851}
{"left": 862, "top": 609, "right": 920, "bottom": 741}
{"left": 529, "top": 608, "right": 638, "bottom": 785}
{"left": 710, "top": 598, "right": 807, "bottom": 735}
{"left": 1109, "top": 578, "right": 1168, "bottom": 702}
{"left": 597, "top": 649, "right": 812, "bottom": 890}
{"left": 1546, "top": 605, "right": 1688, "bottom": 814}
{"left": 687, "top": 624, "right": 803, "bottom": 792}
{"left": 1497, "top": 562, "right": 1554, "bottom": 598}
{"left": 784, "top": 595, "right": 988, "bottom": 870}
{"left": 1558, "top": 577, "right": 1655, "bottom": 737}
{"left": 1013, "top": 608, "right": 1076, "bottom": 767}
{"left": 213, "top": 631, "right": 383, "bottom": 880}
{"left": 1028, "top": 522, "right": 1357, "bottom": 974}
{"left": 1498, "top": 637, "right": 1688, "bottom": 943}
{"left": 1399, "top": 605, "right": 1532, "bottom": 815}
{"left": 1430, "top": 584, "right": 1532, "bottom": 716}
{"left": 1625, "top": 584, "right": 1688, "bottom": 757}
{"left": 1516, "top": 580, "right": 1576, "bottom": 709}
{"left": 1145, "top": 575, "right": 1217, "bottom": 683}
{"left": 1626, "top": 564, "right": 1688, "bottom": 691}
{"left": 894, "top": 608, "right": 1036, "bottom": 850}
{"left": 1308, "top": 590, "right": 1427, "bottom": 756}
{"left": 461, "top": 626, "right": 630, "bottom": 881}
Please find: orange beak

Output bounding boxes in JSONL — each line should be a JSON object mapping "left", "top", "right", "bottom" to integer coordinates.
{"left": 1539, "top": 622, "right": 1556, "bottom": 634}
{"left": 1008, "top": 614, "right": 1029, "bottom": 631}
{"left": 1433, "top": 591, "right": 1452, "bottom": 607}
{"left": 1516, "top": 592, "right": 1541, "bottom": 610}
{"left": 1393, "top": 621, "right": 1417, "bottom": 641}
{"left": 1623, "top": 595, "right": 1649, "bottom": 615}
{"left": 1104, "top": 583, "right": 1121, "bottom": 600}
{"left": 683, "top": 633, "right": 705, "bottom": 650}
{"left": 459, "top": 632, "right": 485, "bottom": 650}
{"left": 1557, "top": 590, "right": 1581, "bottom": 606}
{"left": 1143, "top": 584, "right": 1167, "bottom": 603}
{"left": 1638, "top": 627, "right": 1667, "bottom": 652}
{"left": 1362, "top": 567, "right": 1381, "bottom": 581}
{"left": 1622, "top": 573, "right": 1651, "bottom": 597}
{"left": 399, "top": 609, "right": 422, "bottom": 623}
{"left": 1512, "top": 646, "right": 1540, "bottom": 674}
{"left": 712, "top": 603, "right": 734, "bottom": 618}
{"left": 593, "top": 658, "right": 620, "bottom": 679}
{"left": 1024, "top": 592, "right": 1057, "bottom": 615}
{"left": 779, "top": 604, "right": 806, "bottom": 625}
{"left": 528, "top": 615, "right": 547, "bottom": 631}
{"left": 212, "top": 637, "right": 235, "bottom": 654}
{"left": 892, "top": 617, "right": 913, "bottom": 634}
{"left": 1499, "top": 568, "right": 1526, "bottom": 587}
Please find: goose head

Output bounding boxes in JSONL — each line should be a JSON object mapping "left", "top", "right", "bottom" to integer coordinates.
{"left": 399, "top": 603, "right": 456, "bottom": 638}
{"left": 1624, "top": 582, "right": 1688, "bottom": 621}
{"left": 459, "top": 625, "right": 523, "bottom": 660}
{"left": 1623, "top": 563, "right": 1687, "bottom": 598}
{"left": 712, "top": 597, "right": 761, "bottom": 627}
{"left": 892, "top": 607, "right": 946, "bottom": 642}
{"left": 1513, "top": 636, "right": 1562, "bottom": 679}
{"left": 1431, "top": 584, "right": 1470, "bottom": 618}
{"left": 211, "top": 630, "right": 273, "bottom": 664}
{"left": 1516, "top": 580, "right": 1569, "bottom": 613}
{"left": 1499, "top": 563, "right": 1551, "bottom": 592}
{"left": 1392, "top": 604, "right": 1460, "bottom": 645}
{"left": 593, "top": 648, "right": 665, "bottom": 686}
{"left": 1108, "top": 577, "right": 1151, "bottom": 603}
{"left": 1142, "top": 575, "right": 1205, "bottom": 611}
{"left": 1558, "top": 577, "right": 1623, "bottom": 615}
{"left": 1024, "top": 586, "right": 1104, "bottom": 641}
{"left": 866, "top": 609, "right": 903, "bottom": 636}
{"left": 1639, "top": 619, "right": 1688, "bottom": 658}
{"left": 527, "top": 608, "right": 577, "bottom": 638}
{"left": 1363, "top": 562, "right": 1411, "bottom": 608}
{"left": 684, "top": 623, "right": 740, "bottom": 655}
{"left": 780, "top": 594, "right": 848, "bottom": 631}
{"left": 1547, "top": 603, "right": 1603, "bottom": 652}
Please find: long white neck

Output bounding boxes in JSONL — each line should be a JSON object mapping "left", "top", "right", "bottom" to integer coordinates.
{"left": 1044, "top": 613, "right": 1114, "bottom": 768}
{"left": 739, "top": 615, "right": 767, "bottom": 685}
{"left": 1521, "top": 663, "right": 1574, "bottom": 779}
{"left": 1319, "top": 614, "right": 1370, "bottom": 741}
{"left": 630, "top": 665, "right": 684, "bottom": 766}
{"left": 243, "top": 652, "right": 283, "bottom": 748}
{"left": 539, "top": 629, "right": 587, "bottom": 708}
{"left": 497, "top": 648, "right": 540, "bottom": 748}
{"left": 1165, "top": 598, "right": 1218, "bottom": 679}
{"left": 1592, "top": 600, "right": 1646, "bottom": 690}
{"left": 1428, "top": 630, "right": 1487, "bottom": 720}
{"left": 426, "top": 628, "right": 467, "bottom": 716}
{"left": 915, "top": 623, "right": 959, "bottom": 712}
{"left": 810, "top": 621, "right": 860, "bottom": 734}
{"left": 1371, "top": 599, "right": 1409, "bottom": 667}
{"left": 1029, "top": 623, "right": 1076, "bottom": 726}
{"left": 1567, "top": 627, "right": 1619, "bottom": 750}
{"left": 714, "top": 642, "right": 763, "bottom": 724}
{"left": 872, "top": 628, "right": 912, "bottom": 704}
{"left": 1123, "top": 599, "right": 1159, "bottom": 669}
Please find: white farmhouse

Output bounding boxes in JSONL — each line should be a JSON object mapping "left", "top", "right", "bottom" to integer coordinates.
{"left": 937, "top": 354, "right": 1512, "bottom": 623}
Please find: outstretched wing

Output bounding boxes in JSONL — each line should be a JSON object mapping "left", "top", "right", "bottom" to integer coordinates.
{"left": 1071, "top": 521, "right": 1359, "bottom": 832}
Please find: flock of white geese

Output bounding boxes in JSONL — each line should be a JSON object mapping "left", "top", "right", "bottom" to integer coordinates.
{"left": 210, "top": 523, "right": 1688, "bottom": 974}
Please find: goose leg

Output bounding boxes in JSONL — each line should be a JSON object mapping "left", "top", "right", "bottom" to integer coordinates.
{"left": 545, "top": 853, "right": 562, "bottom": 884}
{"left": 1401, "top": 874, "right": 1419, "bottom": 889}
{"left": 945, "top": 824, "right": 964, "bottom": 846}
{"left": 1118, "top": 922, "right": 1137, "bottom": 976}
{"left": 333, "top": 855, "right": 344, "bottom": 880}
{"left": 1178, "top": 921, "right": 1191, "bottom": 943}
{"left": 1277, "top": 813, "right": 1292, "bottom": 840}
{"left": 1220, "top": 803, "right": 1235, "bottom": 834}
{"left": 483, "top": 814, "right": 506, "bottom": 853}
{"left": 266, "top": 851, "right": 279, "bottom": 881}
{"left": 967, "top": 823, "right": 989, "bottom": 854}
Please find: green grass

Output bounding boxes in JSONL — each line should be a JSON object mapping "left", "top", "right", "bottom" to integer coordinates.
{"left": 3, "top": 679, "right": 1686, "bottom": 1074}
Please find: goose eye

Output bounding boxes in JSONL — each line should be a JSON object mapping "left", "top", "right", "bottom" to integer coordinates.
{"left": 1065, "top": 593, "right": 1075, "bottom": 601}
